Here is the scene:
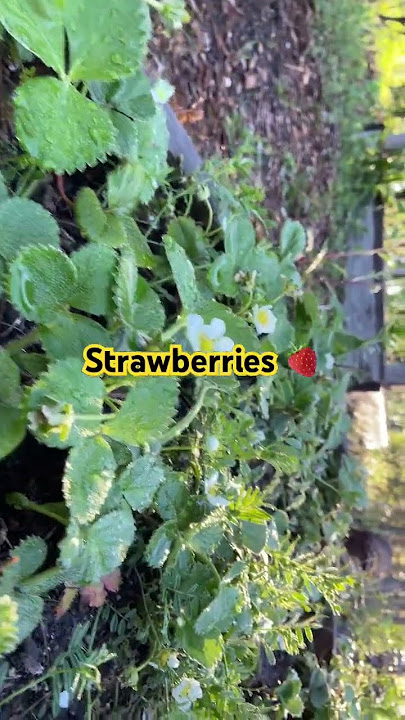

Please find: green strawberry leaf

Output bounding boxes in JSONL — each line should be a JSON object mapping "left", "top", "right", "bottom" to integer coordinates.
{"left": 74, "top": 187, "right": 107, "bottom": 242}
{"left": 0, "top": 350, "right": 22, "bottom": 407}
{"left": 14, "top": 593, "right": 44, "bottom": 646}
{"left": 114, "top": 107, "right": 168, "bottom": 206}
{"left": 332, "top": 331, "right": 365, "bottom": 356}
{"left": 280, "top": 219, "right": 306, "bottom": 259}
{"left": 120, "top": 455, "right": 166, "bottom": 512}
{"left": 0, "top": 171, "right": 8, "bottom": 203}
{"left": 209, "top": 213, "right": 282, "bottom": 299}
{"left": 164, "top": 235, "right": 200, "bottom": 312}
{"left": 39, "top": 310, "right": 111, "bottom": 361}
{"left": 188, "top": 518, "right": 224, "bottom": 555}
{"left": 108, "top": 163, "right": 144, "bottom": 216}
{"left": 154, "top": 472, "right": 188, "bottom": 521}
{"left": 194, "top": 584, "right": 241, "bottom": 638}
{"left": 66, "top": 0, "right": 151, "bottom": 82}
{"left": 0, "top": 536, "right": 47, "bottom": 595}
{"left": 114, "top": 248, "right": 138, "bottom": 331}
{"left": 63, "top": 436, "right": 116, "bottom": 525}
{"left": 145, "top": 522, "right": 175, "bottom": 569}
{"left": 15, "top": 77, "right": 116, "bottom": 174}
{"left": 109, "top": 111, "right": 139, "bottom": 160}
{"left": 177, "top": 621, "right": 223, "bottom": 668}
{"left": 131, "top": 277, "right": 166, "bottom": 338}
{"left": 0, "top": 595, "right": 18, "bottom": 656}
{"left": 224, "top": 213, "right": 256, "bottom": 258}
{"left": 74, "top": 188, "right": 107, "bottom": 242}
{"left": 0, "top": 406, "right": 26, "bottom": 461}
{"left": 122, "top": 217, "right": 156, "bottom": 269}
{"left": 241, "top": 520, "right": 267, "bottom": 553}
{"left": 166, "top": 217, "right": 209, "bottom": 263}
{"left": 9, "top": 246, "right": 77, "bottom": 323}
{"left": 0, "top": 1, "right": 65, "bottom": 76}
{"left": 104, "top": 377, "right": 178, "bottom": 446}
{"left": 70, "top": 244, "right": 117, "bottom": 317}
{"left": 107, "top": 73, "right": 156, "bottom": 121}
{"left": 59, "top": 505, "right": 135, "bottom": 585}
{"left": 262, "top": 443, "right": 300, "bottom": 474}
{"left": 13, "top": 536, "right": 47, "bottom": 582}
{"left": 0, "top": 198, "right": 60, "bottom": 265}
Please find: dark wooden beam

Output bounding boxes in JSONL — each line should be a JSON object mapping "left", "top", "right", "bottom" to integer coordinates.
{"left": 383, "top": 363, "right": 405, "bottom": 386}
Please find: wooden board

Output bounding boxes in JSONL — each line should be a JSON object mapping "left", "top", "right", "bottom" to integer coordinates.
{"left": 343, "top": 200, "right": 385, "bottom": 384}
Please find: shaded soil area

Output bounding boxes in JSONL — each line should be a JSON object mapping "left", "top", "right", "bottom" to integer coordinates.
{"left": 150, "top": 0, "right": 338, "bottom": 244}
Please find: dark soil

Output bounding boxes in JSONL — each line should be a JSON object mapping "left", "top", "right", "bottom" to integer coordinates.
{"left": 149, "top": 0, "right": 338, "bottom": 244}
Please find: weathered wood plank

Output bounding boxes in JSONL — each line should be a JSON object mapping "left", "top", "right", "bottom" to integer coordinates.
{"left": 343, "top": 200, "right": 385, "bottom": 383}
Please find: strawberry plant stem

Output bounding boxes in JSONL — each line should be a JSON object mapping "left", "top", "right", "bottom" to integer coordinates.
{"left": 6, "top": 328, "right": 40, "bottom": 355}
{"left": 161, "top": 384, "right": 210, "bottom": 444}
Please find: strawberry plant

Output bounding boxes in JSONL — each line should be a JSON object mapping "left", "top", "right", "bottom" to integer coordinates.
{"left": 0, "top": 3, "right": 374, "bottom": 717}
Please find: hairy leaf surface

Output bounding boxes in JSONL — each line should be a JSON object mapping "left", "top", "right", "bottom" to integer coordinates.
{"left": 9, "top": 246, "right": 76, "bottom": 323}
{"left": 0, "top": 198, "right": 59, "bottom": 264}
{"left": 0, "top": 596, "right": 18, "bottom": 656}
{"left": 63, "top": 437, "right": 116, "bottom": 524}
{"left": 0, "top": 351, "right": 22, "bottom": 407}
{"left": 59, "top": 506, "right": 135, "bottom": 584}
{"left": 120, "top": 455, "right": 166, "bottom": 512}
{"left": 164, "top": 236, "right": 200, "bottom": 312}
{"left": 40, "top": 311, "right": 111, "bottom": 361}
{"left": 14, "top": 592, "right": 44, "bottom": 645}
{"left": 104, "top": 378, "right": 178, "bottom": 446}
{"left": 70, "top": 244, "right": 116, "bottom": 317}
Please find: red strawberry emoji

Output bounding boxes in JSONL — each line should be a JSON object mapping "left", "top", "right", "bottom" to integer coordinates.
{"left": 288, "top": 348, "right": 316, "bottom": 377}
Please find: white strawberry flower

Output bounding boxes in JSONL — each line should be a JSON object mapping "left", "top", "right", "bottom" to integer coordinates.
{"left": 167, "top": 652, "right": 180, "bottom": 669}
{"left": 252, "top": 305, "right": 277, "bottom": 335}
{"left": 325, "top": 353, "right": 335, "bottom": 370}
{"left": 59, "top": 691, "right": 70, "bottom": 709}
{"left": 204, "top": 471, "right": 229, "bottom": 507}
{"left": 172, "top": 677, "right": 203, "bottom": 712}
{"left": 186, "top": 314, "right": 234, "bottom": 353}
{"left": 206, "top": 435, "right": 220, "bottom": 453}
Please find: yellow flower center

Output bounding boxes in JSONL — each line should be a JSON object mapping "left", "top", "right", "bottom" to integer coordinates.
{"left": 257, "top": 309, "right": 269, "bottom": 326}
{"left": 199, "top": 333, "right": 215, "bottom": 352}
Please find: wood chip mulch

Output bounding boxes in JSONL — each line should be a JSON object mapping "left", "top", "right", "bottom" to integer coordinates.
{"left": 149, "top": 0, "right": 341, "bottom": 246}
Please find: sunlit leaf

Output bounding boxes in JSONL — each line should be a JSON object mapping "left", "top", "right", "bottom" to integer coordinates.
{"left": 15, "top": 77, "right": 116, "bottom": 174}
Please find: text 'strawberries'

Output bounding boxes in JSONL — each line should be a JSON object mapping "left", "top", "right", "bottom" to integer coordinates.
{"left": 288, "top": 347, "right": 317, "bottom": 377}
